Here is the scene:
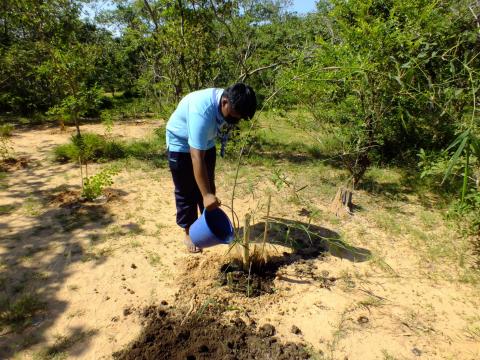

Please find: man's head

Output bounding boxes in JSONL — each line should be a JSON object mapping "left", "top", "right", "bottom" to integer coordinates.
{"left": 220, "top": 83, "right": 257, "bottom": 124}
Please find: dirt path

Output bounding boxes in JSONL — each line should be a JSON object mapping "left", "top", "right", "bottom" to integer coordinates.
{"left": 1, "top": 122, "right": 479, "bottom": 359}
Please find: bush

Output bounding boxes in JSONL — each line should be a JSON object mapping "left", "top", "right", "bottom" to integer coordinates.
{"left": 0, "top": 124, "right": 14, "bottom": 137}
{"left": 122, "top": 88, "right": 140, "bottom": 99}
{"left": 123, "top": 139, "right": 163, "bottom": 160}
{"left": 447, "top": 191, "right": 480, "bottom": 237}
{"left": 103, "top": 140, "right": 126, "bottom": 159}
{"left": 153, "top": 127, "right": 166, "bottom": 143}
{"left": 53, "top": 142, "right": 80, "bottom": 162}
{"left": 53, "top": 128, "right": 166, "bottom": 165}
{"left": 54, "top": 133, "right": 125, "bottom": 163}
{"left": 82, "top": 166, "right": 120, "bottom": 201}
{"left": 98, "top": 96, "right": 114, "bottom": 110}
{"left": 122, "top": 127, "right": 165, "bottom": 160}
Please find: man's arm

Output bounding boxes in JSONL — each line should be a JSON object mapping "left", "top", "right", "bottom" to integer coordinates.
{"left": 190, "top": 147, "right": 220, "bottom": 211}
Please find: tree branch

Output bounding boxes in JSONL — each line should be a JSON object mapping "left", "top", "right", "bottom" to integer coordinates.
{"left": 238, "top": 59, "right": 296, "bottom": 82}
{"left": 143, "top": 0, "right": 159, "bottom": 33}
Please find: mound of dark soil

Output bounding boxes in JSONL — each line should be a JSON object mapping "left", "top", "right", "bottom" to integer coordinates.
{"left": 0, "top": 156, "right": 29, "bottom": 171}
{"left": 113, "top": 305, "right": 309, "bottom": 360}
{"left": 218, "top": 269, "right": 274, "bottom": 297}
{"left": 217, "top": 239, "right": 328, "bottom": 297}
{"left": 49, "top": 190, "right": 80, "bottom": 207}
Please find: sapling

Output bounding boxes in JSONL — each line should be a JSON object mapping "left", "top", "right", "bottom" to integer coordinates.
{"left": 82, "top": 166, "right": 120, "bottom": 201}
{"left": 101, "top": 110, "right": 114, "bottom": 138}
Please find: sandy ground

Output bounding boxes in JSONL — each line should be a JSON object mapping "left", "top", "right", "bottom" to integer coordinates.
{"left": 1, "top": 121, "right": 479, "bottom": 360}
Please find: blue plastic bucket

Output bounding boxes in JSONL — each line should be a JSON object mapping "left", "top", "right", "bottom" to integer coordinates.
{"left": 190, "top": 208, "right": 234, "bottom": 248}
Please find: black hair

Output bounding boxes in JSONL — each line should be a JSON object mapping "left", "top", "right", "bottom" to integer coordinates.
{"left": 222, "top": 83, "right": 257, "bottom": 120}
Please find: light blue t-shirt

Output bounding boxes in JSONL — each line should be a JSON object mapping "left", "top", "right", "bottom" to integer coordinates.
{"left": 166, "top": 88, "right": 225, "bottom": 152}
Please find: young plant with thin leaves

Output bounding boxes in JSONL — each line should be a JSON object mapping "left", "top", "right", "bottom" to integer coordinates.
{"left": 82, "top": 166, "right": 120, "bottom": 201}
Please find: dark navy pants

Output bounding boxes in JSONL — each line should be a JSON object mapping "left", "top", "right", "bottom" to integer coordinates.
{"left": 168, "top": 147, "right": 216, "bottom": 229}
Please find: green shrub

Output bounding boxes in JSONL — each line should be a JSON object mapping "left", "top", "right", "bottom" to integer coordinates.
{"left": 54, "top": 133, "right": 125, "bottom": 162}
{"left": 123, "top": 128, "right": 165, "bottom": 160}
{"left": 82, "top": 166, "right": 120, "bottom": 201}
{"left": 0, "top": 124, "right": 14, "bottom": 137}
{"left": 53, "top": 143, "right": 80, "bottom": 162}
{"left": 53, "top": 128, "right": 166, "bottom": 165}
{"left": 71, "top": 133, "right": 107, "bottom": 162}
{"left": 103, "top": 140, "right": 126, "bottom": 159}
{"left": 123, "top": 139, "right": 163, "bottom": 160}
{"left": 447, "top": 191, "right": 480, "bottom": 236}
{"left": 153, "top": 127, "right": 166, "bottom": 143}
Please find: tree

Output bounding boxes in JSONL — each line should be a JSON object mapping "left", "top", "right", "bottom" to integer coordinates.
{"left": 0, "top": 0, "right": 88, "bottom": 113}
{"left": 280, "top": 0, "right": 480, "bottom": 187}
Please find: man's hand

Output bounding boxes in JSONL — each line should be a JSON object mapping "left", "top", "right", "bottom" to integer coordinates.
{"left": 203, "top": 193, "right": 221, "bottom": 211}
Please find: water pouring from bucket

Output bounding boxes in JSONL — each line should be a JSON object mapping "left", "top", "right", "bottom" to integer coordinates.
{"left": 190, "top": 207, "right": 234, "bottom": 249}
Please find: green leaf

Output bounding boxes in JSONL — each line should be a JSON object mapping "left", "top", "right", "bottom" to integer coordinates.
{"left": 450, "top": 62, "right": 455, "bottom": 74}
{"left": 393, "top": 76, "right": 403, "bottom": 86}
{"left": 445, "top": 129, "right": 470, "bottom": 153}
{"left": 471, "top": 136, "right": 480, "bottom": 158}
{"left": 442, "top": 134, "right": 469, "bottom": 184}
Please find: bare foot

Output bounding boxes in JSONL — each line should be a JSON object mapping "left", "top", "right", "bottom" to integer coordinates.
{"left": 184, "top": 236, "right": 202, "bottom": 253}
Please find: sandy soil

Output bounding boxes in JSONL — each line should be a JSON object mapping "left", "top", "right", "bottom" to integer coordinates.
{"left": 1, "top": 121, "right": 479, "bottom": 360}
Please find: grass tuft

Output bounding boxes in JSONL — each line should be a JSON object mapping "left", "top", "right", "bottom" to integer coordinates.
{"left": 0, "top": 293, "right": 46, "bottom": 332}
{"left": 33, "top": 329, "right": 97, "bottom": 360}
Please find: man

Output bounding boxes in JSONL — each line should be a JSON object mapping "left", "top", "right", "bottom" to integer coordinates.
{"left": 166, "top": 83, "right": 257, "bottom": 252}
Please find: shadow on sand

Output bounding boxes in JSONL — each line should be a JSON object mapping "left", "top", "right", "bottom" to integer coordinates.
{"left": 246, "top": 217, "right": 371, "bottom": 263}
{"left": 219, "top": 218, "right": 371, "bottom": 296}
{"left": 0, "top": 184, "right": 128, "bottom": 358}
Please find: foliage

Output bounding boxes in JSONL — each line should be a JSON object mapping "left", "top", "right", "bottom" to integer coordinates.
{"left": 0, "top": 133, "right": 13, "bottom": 161}
{"left": 418, "top": 149, "right": 463, "bottom": 190}
{"left": 0, "top": 124, "right": 14, "bottom": 137}
{"left": 101, "top": 110, "right": 114, "bottom": 136}
{"left": 1, "top": 0, "right": 480, "bottom": 236}
{"left": 278, "top": 0, "right": 479, "bottom": 187}
{"left": 96, "top": 0, "right": 301, "bottom": 105}
{"left": 447, "top": 192, "right": 480, "bottom": 236}
{"left": 53, "top": 143, "right": 78, "bottom": 163}
{"left": 53, "top": 128, "right": 165, "bottom": 164}
{"left": 441, "top": 130, "right": 480, "bottom": 202}
{"left": 55, "top": 133, "right": 120, "bottom": 163}
{"left": 0, "top": 1, "right": 106, "bottom": 113}
{"left": 82, "top": 166, "right": 120, "bottom": 201}
{"left": 47, "top": 86, "right": 104, "bottom": 129}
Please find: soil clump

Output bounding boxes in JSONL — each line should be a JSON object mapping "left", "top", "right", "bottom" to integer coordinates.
{"left": 0, "top": 156, "right": 30, "bottom": 171}
{"left": 114, "top": 304, "right": 309, "bottom": 360}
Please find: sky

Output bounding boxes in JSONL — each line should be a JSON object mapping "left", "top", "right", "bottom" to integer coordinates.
{"left": 83, "top": 1, "right": 319, "bottom": 18}
{"left": 82, "top": 1, "right": 319, "bottom": 25}
{"left": 289, "top": 0, "right": 317, "bottom": 14}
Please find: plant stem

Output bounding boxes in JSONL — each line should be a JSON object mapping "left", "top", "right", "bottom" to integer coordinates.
{"left": 79, "top": 156, "right": 84, "bottom": 190}
{"left": 462, "top": 142, "right": 470, "bottom": 203}
{"left": 247, "top": 261, "right": 252, "bottom": 297}
{"left": 261, "top": 195, "right": 271, "bottom": 263}
{"left": 243, "top": 213, "right": 251, "bottom": 272}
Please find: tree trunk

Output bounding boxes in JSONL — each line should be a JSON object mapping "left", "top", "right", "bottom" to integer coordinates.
{"left": 330, "top": 187, "right": 353, "bottom": 216}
